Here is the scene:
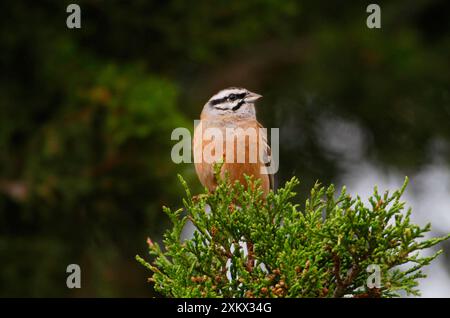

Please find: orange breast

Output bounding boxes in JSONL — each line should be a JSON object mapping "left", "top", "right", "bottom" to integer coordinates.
{"left": 193, "top": 118, "right": 269, "bottom": 196}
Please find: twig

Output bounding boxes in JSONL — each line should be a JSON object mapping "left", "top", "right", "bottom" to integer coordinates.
{"left": 332, "top": 253, "right": 360, "bottom": 298}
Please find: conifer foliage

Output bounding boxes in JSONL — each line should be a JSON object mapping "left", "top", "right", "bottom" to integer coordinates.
{"left": 137, "top": 172, "right": 449, "bottom": 297}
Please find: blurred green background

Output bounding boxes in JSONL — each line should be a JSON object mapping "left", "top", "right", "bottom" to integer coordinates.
{"left": 0, "top": 1, "right": 449, "bottom": 297}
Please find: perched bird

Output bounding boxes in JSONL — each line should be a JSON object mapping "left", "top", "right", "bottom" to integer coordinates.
{"left": 193, "top": 87, "right": 274, "bottom": 197}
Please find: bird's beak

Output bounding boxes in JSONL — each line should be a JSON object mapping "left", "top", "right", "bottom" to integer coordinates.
{"left": 245, "top": 91, "right": 263, "bottom": 103}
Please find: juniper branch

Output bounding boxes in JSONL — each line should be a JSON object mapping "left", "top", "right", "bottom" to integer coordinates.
{"left": 137, "top": 175, "right": 450, "bottom": 298}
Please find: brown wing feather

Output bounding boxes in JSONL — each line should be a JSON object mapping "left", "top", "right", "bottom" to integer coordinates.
{"left": 257, "top": 121, "right": 275, "bottom": 192}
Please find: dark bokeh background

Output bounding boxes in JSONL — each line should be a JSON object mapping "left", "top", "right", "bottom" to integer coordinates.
{"left": 0, "top": 1, "right": 449, "bottom": 297}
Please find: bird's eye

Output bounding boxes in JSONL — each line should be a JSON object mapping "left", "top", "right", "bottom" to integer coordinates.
{"left": 228, "top": 94, "right": 237, "bottom": 101}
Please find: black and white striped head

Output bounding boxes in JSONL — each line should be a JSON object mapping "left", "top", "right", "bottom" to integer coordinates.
{"left": 202, "top": 87, "right": 262, "bottom": 119}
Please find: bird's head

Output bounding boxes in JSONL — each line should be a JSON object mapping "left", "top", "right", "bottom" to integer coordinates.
{"left": 202, "top": 87, "right": 262, "bottom": 119}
